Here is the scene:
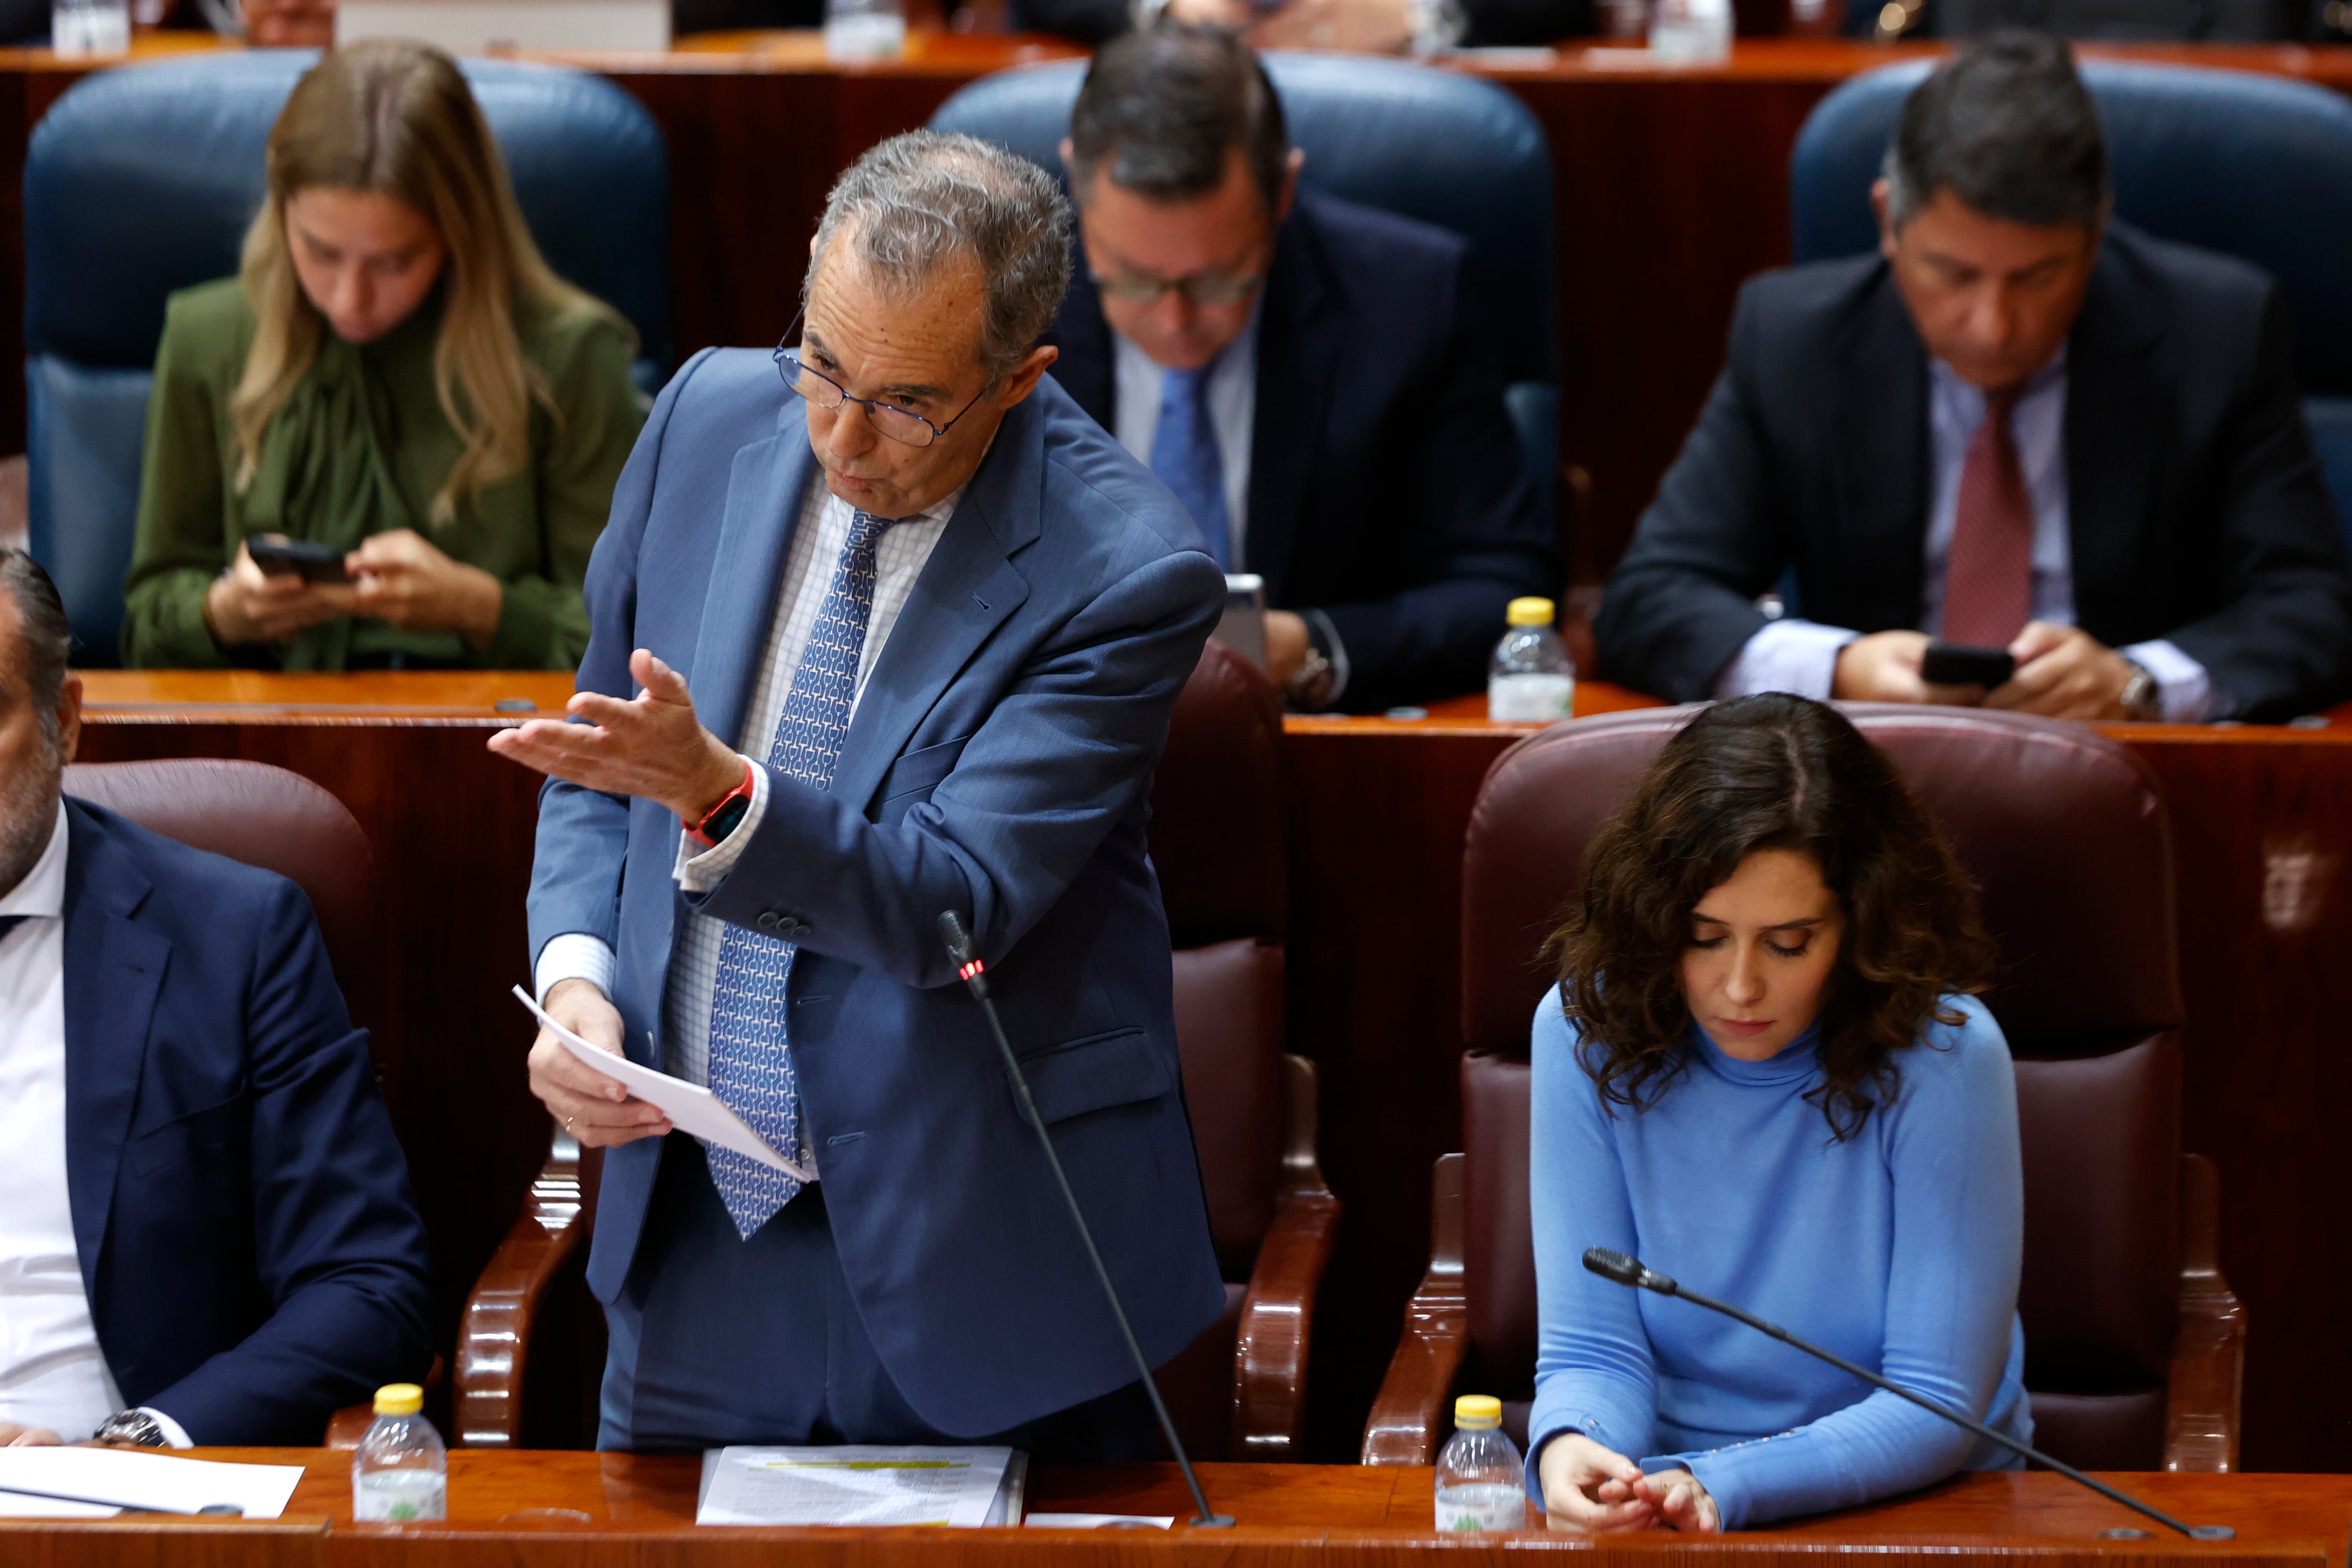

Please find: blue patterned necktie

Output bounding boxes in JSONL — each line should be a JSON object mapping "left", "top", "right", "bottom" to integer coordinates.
{"left": 1150, "top": 363, "right": 1232, "bottom": 570}
{"left": 703, "top": 507, "right": 899, "bottom": 1239}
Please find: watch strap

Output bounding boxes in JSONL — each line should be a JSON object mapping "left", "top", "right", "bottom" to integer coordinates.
{"left": 685, "top": 758, "right": 758, "bottom": 849}
{"left": 95, "top": 1409, "right": 170, "bottom": 1449}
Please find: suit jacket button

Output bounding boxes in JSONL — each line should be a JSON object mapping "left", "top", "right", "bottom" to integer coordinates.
{"left": 755, "top": 912, "right": 782, "bottom": 931}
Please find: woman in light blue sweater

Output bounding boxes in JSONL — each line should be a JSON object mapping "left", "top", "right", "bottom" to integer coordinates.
{"left": 1528, "top": 694, "right": 2031, "bottom": 1533}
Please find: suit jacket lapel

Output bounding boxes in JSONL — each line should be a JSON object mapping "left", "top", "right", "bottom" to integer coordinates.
{"left": 691, "top": 408, "right": 820, "bottom": 751}
{"left": 1244, "top": 200, "right": 1339, "bottom": 605}
{"left": 2064, "top": 247, "right": 2166, "bottom": 640}
{"left": 59, "top": 801, "right": 166, "bottom": 1291}
{"left": 1829, "top": 270, "right": 1932, "bottom": 631}
{"left": 828, "top": 399, "right": 1040, "bottom": 813}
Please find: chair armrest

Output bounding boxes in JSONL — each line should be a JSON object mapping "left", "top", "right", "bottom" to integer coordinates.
{"left": 1231, "top": 1054, "right": 1343, "bottom": 1460}
{"left": 452, "top": 1122, "right": 593, "bottom": 1449}
{"left": 1360, "top": 1152, "right": 1467, "bottom": 1465}
{"left": 2163, "top": 1151, "right": 2245, "bottom": 1472}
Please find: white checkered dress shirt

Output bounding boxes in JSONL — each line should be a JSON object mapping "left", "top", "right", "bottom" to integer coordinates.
{"left": 535, "top": 473, "right": 959, "bottom": 1143}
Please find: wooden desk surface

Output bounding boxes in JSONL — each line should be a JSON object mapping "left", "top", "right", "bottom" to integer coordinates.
{"left": 76, "top": 670, "right": 580, "bottom": 725}
{"left": 10, "top": 1453, "right": 2328, "bottom": 1566}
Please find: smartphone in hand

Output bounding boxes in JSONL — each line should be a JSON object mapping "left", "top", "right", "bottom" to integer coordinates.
{"left": 1920, "top": 642, "right": 2016, "bottom": 689}
{"left": 247, "top": 535, "right": 351, "bottom": 584}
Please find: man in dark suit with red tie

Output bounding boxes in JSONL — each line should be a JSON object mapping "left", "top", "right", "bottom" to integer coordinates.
{"left": 1597, "top": 32, "right": 2352, "bottom": 724}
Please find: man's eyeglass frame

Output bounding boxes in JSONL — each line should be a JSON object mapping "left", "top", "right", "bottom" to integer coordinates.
{"left": 772, "top": 334, "right": 991, "bottom": 450}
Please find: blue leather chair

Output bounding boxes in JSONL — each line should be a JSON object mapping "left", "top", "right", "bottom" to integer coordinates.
{"left": 24, "top": 51, "right": 670, "bottom": 666}
{"left": 1789, "top": 59, "right": 2352, "bottom": 555}
{"left": 930, "top": 54, "right": 1560, "bottom": 523}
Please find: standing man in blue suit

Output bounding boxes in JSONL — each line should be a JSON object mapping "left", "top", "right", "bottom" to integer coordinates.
{"left": 491, "top": 131, "right": 1230, "bottom": 1456}
{"left": 0, "top": 550, "right": 432, "bottom": 1449}
{"left": 1041, "top": 25, "right": 1557, "bottom": 714}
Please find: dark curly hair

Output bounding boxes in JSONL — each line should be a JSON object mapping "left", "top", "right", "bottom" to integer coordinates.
{"left": 1550, "top": 695, "right": 1995, "bottom": 1139}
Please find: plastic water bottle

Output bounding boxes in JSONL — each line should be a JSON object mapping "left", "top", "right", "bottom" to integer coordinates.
{"left": 1648, "top": 0, "right": 1732, "bottom": 63}
{"left": 51, "top": 0, "right": 130, "bottom": 54}
{"left": 1435, "top": 1394, "right": 1527, "bottom": 1532}
{"left": 352, "top": 1384, "right": 445, "bottom": 1523}
{"left": 1487, "top": 597, "right": 1575, "bottom": 722}
{"left": 823, "top": 0, "right": 905, "bottom": 62}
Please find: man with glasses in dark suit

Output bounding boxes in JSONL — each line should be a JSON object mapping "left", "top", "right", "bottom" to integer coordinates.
{"left": 1042, "top": 24, "right": 1557, "bottom": 714}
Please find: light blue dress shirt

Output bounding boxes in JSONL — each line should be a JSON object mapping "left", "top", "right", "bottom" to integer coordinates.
{"left": 1719, "top": 350, "right": 2218, "bottom": 720}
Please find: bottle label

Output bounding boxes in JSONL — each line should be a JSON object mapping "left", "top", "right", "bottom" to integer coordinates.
{"left": 1435, "top": 1482, "right": 1526, "bottom": 1533}
{"left": 1488, "top": 673, "right": 1574, "bottom": 723}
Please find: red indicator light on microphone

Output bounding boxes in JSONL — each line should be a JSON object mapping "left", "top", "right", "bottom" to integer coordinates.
{"left": 959, "top": 959, "right": 985, "bottom": 981}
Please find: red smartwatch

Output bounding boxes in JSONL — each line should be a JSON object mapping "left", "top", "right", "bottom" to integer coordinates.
{"left": 684, "top": 757, "right": 758, "bottom": 849}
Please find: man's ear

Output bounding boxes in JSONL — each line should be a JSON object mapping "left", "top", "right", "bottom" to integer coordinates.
{"left": 994, "top": 343, "right": 1061, "bottom": 410}
{"left": 1871, "top": 176, "right": 1898, "bottom": 261}
{"left": 1275, "top": 147, "right": 1305, "bottom": 225}
{"left": 56, "top": 672, "right": 81, "bottom": 766}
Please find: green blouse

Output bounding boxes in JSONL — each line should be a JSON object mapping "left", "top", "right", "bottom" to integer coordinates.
{"left": 122, "top": 277, "right": 644, "bottom": 671}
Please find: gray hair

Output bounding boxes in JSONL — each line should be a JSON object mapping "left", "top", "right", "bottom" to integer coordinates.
{"left": 0, "top": 549, "right": 71, "bottom": 749}
{"left": 1883, "top": 31, "right": 2108, "bottom": 232}
{"left": 803, "top": 130, "right": 1072, "bottom": 384}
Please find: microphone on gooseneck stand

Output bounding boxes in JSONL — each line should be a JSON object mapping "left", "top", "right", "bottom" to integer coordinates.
{"left": 1579, "top": 1249, "right": 2234, "bottom": 1541}
{"left": 938, "top": 910, "right": 1235, "bottom": 1530}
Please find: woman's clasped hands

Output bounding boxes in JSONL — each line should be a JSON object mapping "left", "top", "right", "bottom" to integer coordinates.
{"left": 1539, "top": 1434, "right": 1722, "bottom": 1535}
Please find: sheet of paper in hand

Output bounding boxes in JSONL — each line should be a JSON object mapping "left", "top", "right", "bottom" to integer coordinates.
{"left": 511, "top": 985, "right": 812, "bottom": 1180}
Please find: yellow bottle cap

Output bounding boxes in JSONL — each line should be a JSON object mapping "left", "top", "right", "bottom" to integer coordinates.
{"left": 373, "top": 1384, "right": 424, "bottom": 1417}
{"left": 1454, "top": 1394, "right": 1503, "bottom": 1428}
{"left": 1506, "top": 597, "right": 1556, "bottom": 628}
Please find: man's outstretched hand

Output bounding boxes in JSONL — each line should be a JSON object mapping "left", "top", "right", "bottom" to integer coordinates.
{"left": 487, "top": 649, "right": 745, "bottom": 822}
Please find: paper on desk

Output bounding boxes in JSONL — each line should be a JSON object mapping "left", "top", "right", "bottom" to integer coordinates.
{"left": 0, "top": 1449, "right": 304, "bottom": 1518}
{"left": 697, "top": 1446, "right": 1017, "bottom": 1527}
{"left": 1026, "top": 1513, "right": 1175, "bottom": 1529}
{"left": 511, "top": 986, "right": 811, "bottom": 1180}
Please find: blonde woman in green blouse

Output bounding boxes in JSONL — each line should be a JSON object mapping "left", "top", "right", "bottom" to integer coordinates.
{"left": 123, "top": 39, "right": 644, "bottom": 672}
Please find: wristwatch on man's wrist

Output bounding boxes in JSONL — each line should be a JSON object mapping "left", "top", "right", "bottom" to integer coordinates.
{"left": 2119, "top": 659, "right": 2162, "bottom": 722}
{"left": 94, "top": 1409, "right": 171, "bottom": 1449}
{"left": 684, "top": 757, "right": 758, "bottom": 849}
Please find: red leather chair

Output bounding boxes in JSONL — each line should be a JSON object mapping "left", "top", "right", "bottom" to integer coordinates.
{"left": 61, "top": 758, "right": 380, "bottom": 1024}
{"left": 454, "top": 640, "right": 1340, "bottom": 1456}
{"left": 1363, "top": 705, "right": 2244, "bottom": 1474}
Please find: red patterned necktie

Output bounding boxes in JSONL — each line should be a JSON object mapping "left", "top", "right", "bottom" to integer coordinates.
{"left": 1940, "top": 382, "right": 2033, "bottom": 648}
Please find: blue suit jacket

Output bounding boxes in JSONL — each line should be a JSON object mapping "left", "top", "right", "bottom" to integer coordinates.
{"left": 1046, "top": 188, "right": 1558, "bottom": 713}
{"left": 527, "top": 352, "right": 1231, "bottom": 1437}
{"left": 59, "top": 798, "right": 434, "bottom": 1444}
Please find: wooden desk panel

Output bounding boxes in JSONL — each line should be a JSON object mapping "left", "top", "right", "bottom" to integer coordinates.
{"left": 12, "top": 37, "right": 2352, "bottom": 575}
{"left": 3, "top": 1456, "right": 2336, "bottom": 1568}
{"left": 73, "top": 672, "right": 578, "bottom": 1370}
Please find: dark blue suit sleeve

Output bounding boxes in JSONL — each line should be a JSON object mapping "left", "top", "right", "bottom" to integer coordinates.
{"left": 527, "top": 348, "right": 717, "bottom": 967}
{"left": 1595, "top": 282, "right": 1788, "bottom": 701}
{"left": 1313, "top": 259, "right": 1558, "bottom": 712}
{"left": 691, "top": 548, "right": 1224, "bottom": 987}
{"left": 142, "top": 882, "right": 433, "bottom": 1445}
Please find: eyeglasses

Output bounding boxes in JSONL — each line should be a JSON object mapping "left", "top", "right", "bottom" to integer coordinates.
{"left": 772, "top": 340, "right": 989, "bottom": 450}
{"left": 1089, "top": 267, "right": 1266, "bottom": 307}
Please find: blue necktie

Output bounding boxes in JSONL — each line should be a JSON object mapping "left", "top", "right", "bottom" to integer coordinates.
{"left": 1150, "top": 364, "right": 1232, "bottom": 569}
{"left": 703, "top": 508, "right": 898, "bottom": 1239}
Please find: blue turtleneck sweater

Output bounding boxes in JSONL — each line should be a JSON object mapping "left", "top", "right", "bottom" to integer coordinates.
{"left": 1525, "top": 991, "right": 2031, "bottom": 1529}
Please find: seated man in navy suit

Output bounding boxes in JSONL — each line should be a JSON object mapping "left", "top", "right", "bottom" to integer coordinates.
{"left": 491, "top": 131, "right": 1228, "bottom": 1455}
{"left": 0, "top": 550, "right": 431, "bottom": 1449}
{"left": 1042, "top": 24, "right": 1557, "bottom": 714}
{"left": 1598, "top": 33, "right": 2352, "bottom": 722}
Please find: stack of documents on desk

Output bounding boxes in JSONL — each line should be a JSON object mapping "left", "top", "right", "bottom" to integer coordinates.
{"left": 0, "top": 1449, "right": 305, "bottom": 1518}
{"left": 697, "top": 1446, "right": 1027, "bottom": 1527}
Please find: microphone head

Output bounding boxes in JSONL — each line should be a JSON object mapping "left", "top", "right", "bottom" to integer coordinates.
{"left": 937, "top": 910, "right": 975, "bottom": 963}
{"left": 1583, "top": 1248, "right": 1643, "bottom": 1286}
